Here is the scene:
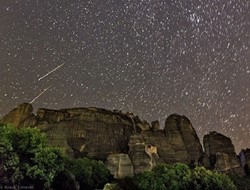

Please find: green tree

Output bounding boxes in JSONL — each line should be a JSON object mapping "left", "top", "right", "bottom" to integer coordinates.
{"left": 135, "top": 171, "right": 165, "bottom": 190}
{"left": 133, "top": 163, "right": 236, "bottom": 190}
{"left": 0, "top": 124, "right": 65, "bottom": 189}
{"left": 66, "top": 157, "right": 111, "bottom": 190}
{"left": 0, "top": 129, "right": 22, "bottom": 186}
{"left": 191, "top": 166, "right": 237, "bottom": 190}
{"left": 135, "top": 163, "right": 192, "bottom": 190}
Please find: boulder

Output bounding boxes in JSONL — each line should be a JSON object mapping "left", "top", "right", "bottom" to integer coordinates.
{"left": 103, "top": 183, "right": 118, "bottom": 190}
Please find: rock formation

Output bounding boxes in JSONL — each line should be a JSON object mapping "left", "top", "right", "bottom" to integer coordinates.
{"left": 164, "top": 114, "right": 203, "bottom": 164}
{"left": 128, "top": 134, "right": 159, "bottom": 174}
{"left": 203, "top": 131, "right": 244, "bottom": 175}
{"left": 106, "top": 154, "right": 134, "bottom": 178}
{"left": 1, "top": 103, "right": 146, "bottom": 159}
{"left": 240, "top": 149, "right": 250, "bottom": 174}
{"left": 151, "top": 120, "right": 160, "bottom": 131}
{"left": 1, "top": 103, "right": 34, "bottom": 127}
{"left": 1, "top": 103, "right": 246, "bottom": 177}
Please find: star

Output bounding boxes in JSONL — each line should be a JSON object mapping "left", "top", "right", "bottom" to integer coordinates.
{"left": 0, "top": 0, "right": 249, "bottom": 152}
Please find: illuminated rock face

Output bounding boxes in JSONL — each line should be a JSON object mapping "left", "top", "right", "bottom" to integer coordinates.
{"left": 203, "top": 131, "right": 244, "bottom": 175}
{"left": 1, "top": 103, "right": 144, "bottom": 159}
{"left": 127, "top": 114, "right": 203, "bottom": 172}
{"left": 1, "top": 103, "right": 245, "bottom": 177}
{"left": 1, "top": 103, "right": 34, "bottom": 127}
{"left": 106, "top": 154, "right": 134, "bottom": 178}
{"left": 164, "top": 114, "right": 203, "bottom": 164}
{"left": 128, "top": 134, "right": 158, "bottom": 173}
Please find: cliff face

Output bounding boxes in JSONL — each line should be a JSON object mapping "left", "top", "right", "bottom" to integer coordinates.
{"left": 203, "top": 131, "right": 244, "bottom": 175}
{"left": 1, "top": 103, "right": 244, "bottom": 177}
{"left": 1, "top": 103, "right": 34, "bottom": 127}
{"left": 164, "top": 114, "right": 203, "bottom": 164}
{"left": 6, "top": 104, "right": 146, "bottom": 159}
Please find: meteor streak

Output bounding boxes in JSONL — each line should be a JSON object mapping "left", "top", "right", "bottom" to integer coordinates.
{"left": 38, "top": 63, "right": 65, "bottom": 81}
{"left": 29, "top": 86, "right": 51, "bottom": 103}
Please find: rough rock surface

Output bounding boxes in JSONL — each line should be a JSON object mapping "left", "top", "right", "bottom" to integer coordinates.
{"left": 128, "top": 113, "right": 204, "bottom": 169}
{"left": 137, "top": 120, "right": 151, "bottom": 131}
{"left": 1, "top": 103, "right": 34, "bottom": 127}
{"left": 164, "top": 114, "right": 203, "bottom": 163}
{"left": 1, "top": 103, "right": 146, "bottom": 159}
{"left": 151, "top": 120, "right": 160, "bottom": 131}
{"left": 128, "top": 134, "right": 159, "bottom": 174}
{"left": 203, "top": 131, "right": 244, "bottom": 175}
{"left": 214, "top": 152, "right": 231, "bottom": 172}
{"left": 240, "top": 149, "right": 250, "bottom": 173}
{"left": 139, "top": 130, "right": 189, "bottom": 164}
{"left": 106, "top": 154, "right": 134, "bottom": 178}
{"left": 0, "top": 105, "right": 203, "bottom": 169}
{"left": 1, "top": 103, "right": 245, "bottom": 177}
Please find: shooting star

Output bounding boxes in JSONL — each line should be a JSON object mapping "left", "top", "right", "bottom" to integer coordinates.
{"left": 132, "top": 22, "right": 140, "bottom": 37}
{"left": 38, "top": 63, "right": 65, "bottom": 81}
{"left": 29, "top": 86, "right": 52, "bottom": 104}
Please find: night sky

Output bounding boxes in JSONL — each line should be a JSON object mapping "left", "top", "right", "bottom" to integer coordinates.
{"left": 0, "top": 0, "right": 249, "bottom": 152}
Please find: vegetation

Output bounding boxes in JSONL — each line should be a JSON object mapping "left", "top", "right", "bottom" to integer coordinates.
{"left": 65, "top": 157, "right": 111, "bottom": 190}
{"left": 0, "top": 124, "right": 65, "bottom": 189}
{"left": 0, "top": 124, "right": 247, "bottom": 190}
{"left": 229, "top": 174, "right": 250, "bottom": 190}
{"left": 132, "top": 163, "right": 237, "bottom": 190}
{"left": 0, "top": 124, "right": 111, "bottom": 190}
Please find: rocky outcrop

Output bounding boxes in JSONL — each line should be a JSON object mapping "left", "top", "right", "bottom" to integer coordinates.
{"left": 106, "top": 154, "right": 134, "bottom": 178}
{"left": 1, "top": 103, "right": 246, "bottom": 177}
{"left": 151, "top": 120, "right": 160, "bottom": 131}
{"left": 203, "top": 131, "right": 244, "bottom": 175}
{"left": 139, "top": 130, "right": 189, "bottom": 164}
{"left": 1, "top": 103, "right": 146, "bottom": 159}
{"left": 0, "top": 105, "right": 204, "bottom": 174}
{"left": 1, "top": 103, "right": 34, "bottom": 127}
{"left": 127, "top": 114, "right": 203, "bottom": 172}
{"left": 128, "top": 134, "right": 159, "bottom": 174}
{"left": 214, "top": 152, "right": 231, "bottom": 172}
{"left": 240, "top": 149, "right": 250, "bottom": 175}
{"left": 137, "top": 120, "right": 151, "bottom": 131}
{"left": 36, "top": 108, "right": 69, "bottom": 123}
{"left": 240, "top": 149, "right": 250, "bottom": 167}
{"left": 164, "top": 114, "right": 203, "bottom": 164}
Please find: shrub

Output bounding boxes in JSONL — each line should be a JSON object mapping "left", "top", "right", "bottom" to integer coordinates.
{"left": 133, "top": 163, "right": 236, "bottom": 190}
{"left": 66, "top": 157, "right": 111, "bottom": 190}
{"left": 0, "top": 124, "right": 65, "bottom": 189}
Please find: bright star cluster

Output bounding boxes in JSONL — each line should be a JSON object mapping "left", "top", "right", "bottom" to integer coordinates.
{"left": 0, "top": 0, "right": 249, "bottom": 152}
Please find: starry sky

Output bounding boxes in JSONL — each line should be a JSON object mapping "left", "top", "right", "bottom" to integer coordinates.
{"left": 0, "top": 0, "right": 249, "bottom": 152}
